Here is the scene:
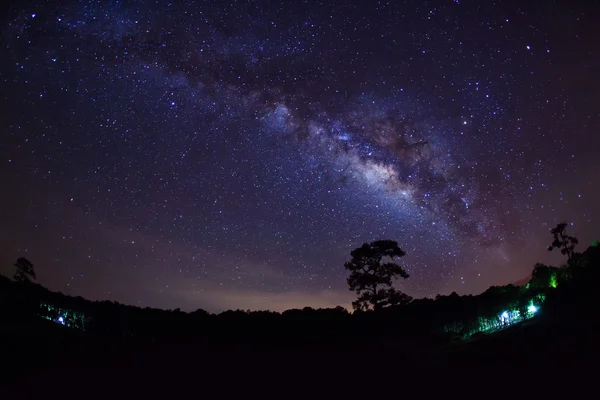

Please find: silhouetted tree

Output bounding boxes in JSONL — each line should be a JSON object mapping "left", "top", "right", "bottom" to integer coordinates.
{"left": 13, "top": 257, "right": 36, "bottom": 283}
{"left": 548, "top": 222, "right": 578, "bottom": 262}
{"left": 529, "top": 263, "right": 560, "bottom": 289}
{"left": 345, "top": 240, "right": 411, "bottom": 311}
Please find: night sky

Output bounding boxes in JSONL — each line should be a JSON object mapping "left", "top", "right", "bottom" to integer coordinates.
{"left": 1, "top": 0, "right": 598, "bottom": 312}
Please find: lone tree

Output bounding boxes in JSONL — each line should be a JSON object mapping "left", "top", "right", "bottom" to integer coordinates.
{"left": 345, "top": 240, "right": 411, "bottom": 311}
{"left": 548, "top": 222, "right": 578, "bottom": 262}
{"left": 14, "top": 257, "right": 36, "bottom": 283}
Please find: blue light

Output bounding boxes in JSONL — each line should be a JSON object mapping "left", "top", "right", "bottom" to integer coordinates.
{"left": 501, "top": 311, "right": 509, "bottom": 319}
{"left": 528, "top": 305, "right": 538, "bottom": 313}
{"left": 57, "top": 316, "right": 64, "bottom": 324}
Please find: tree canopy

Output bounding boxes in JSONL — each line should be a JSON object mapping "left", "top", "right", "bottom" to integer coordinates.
{"left": 344, "top": 240, "right": 411, "bottom": 311}
{"left": 13, "top": 257, "right": 36, "bottom": 283}
{"left": 548, "top": 222, "right": 578, "bottom": 262}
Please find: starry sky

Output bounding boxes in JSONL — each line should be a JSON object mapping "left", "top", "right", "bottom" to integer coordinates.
{"left": 1, "top": 0, "right": 599, "bottom": 312}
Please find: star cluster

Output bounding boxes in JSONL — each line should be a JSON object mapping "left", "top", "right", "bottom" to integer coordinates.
{"left": 1, "top": 1, "right": 598, "bottom": 312}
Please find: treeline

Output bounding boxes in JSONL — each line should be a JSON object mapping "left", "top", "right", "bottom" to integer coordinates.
{"left": 1, "top": 240, "right": 599, "bottom": 346}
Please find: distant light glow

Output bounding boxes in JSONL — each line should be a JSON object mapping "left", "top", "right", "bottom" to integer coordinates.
{"left": 528, "top": 304, "right": 538, "bottom": 313}
{"left": 57, "top": 316, "right": 64, "bottom": 324}
{"left": 501, "top": 311, "right": 509, "bottom": 319}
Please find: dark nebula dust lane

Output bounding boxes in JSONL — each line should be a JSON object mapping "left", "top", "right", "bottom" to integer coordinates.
{"left": 0, "top": 0, "right": 599, "bottom": 312}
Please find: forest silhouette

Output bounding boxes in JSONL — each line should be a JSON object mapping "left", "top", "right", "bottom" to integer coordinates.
{"left": 2, "top": 223, "right": 599, "bottom": 396}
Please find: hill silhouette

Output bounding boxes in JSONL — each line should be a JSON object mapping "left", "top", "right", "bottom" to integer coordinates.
{"left": 2, "top": 240, "right": 600, "bottom": 396}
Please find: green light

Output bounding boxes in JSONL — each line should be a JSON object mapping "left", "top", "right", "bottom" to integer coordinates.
{"left": 549, "top": 274, "right": 557, "bottom": 288}
{"left": 38, "top": 301, "right": 87, "bottom": 330}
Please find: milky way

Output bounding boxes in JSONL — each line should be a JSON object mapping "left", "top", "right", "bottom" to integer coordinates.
{"left": 1, "top": 1, "right": 599, "bottom": 312}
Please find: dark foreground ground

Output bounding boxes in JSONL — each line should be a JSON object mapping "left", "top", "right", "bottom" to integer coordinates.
{"left": 2, "top": 312, "right": 598, "bottom": 398}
